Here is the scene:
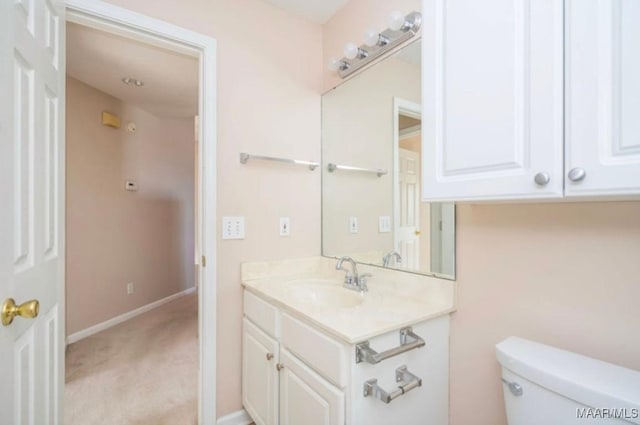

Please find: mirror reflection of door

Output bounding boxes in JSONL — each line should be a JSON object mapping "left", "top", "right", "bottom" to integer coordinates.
{"left": 397, "top": 148, "right": 420, "bottom": 268}
{"left": 393, "top": 99, "right": 426, "bottom": 271}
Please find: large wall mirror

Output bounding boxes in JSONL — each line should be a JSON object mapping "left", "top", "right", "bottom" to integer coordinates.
{"left": 322, "top": 39, "right": 456, "bottom": 279}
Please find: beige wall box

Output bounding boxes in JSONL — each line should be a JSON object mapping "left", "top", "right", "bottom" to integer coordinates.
{"left": 102, "top": 111, "right": 121, "bottom": 129}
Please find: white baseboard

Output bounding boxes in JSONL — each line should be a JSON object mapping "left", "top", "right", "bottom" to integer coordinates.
{"left": 66, "top": 286, "right": 197, "bottom": 345}
{"left": 217, "top": 409, "right": 252, "bottom": 425}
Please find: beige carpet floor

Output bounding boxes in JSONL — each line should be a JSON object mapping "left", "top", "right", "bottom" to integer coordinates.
{"left": 65, "top": 292, "right": 199, "bottom": 425}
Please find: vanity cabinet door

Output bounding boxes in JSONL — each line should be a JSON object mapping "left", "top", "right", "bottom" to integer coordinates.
{"left": 422, "top": 0, "right": 564, "bottom": 201}
{"left": 243, "top": 318, "right": 279, "bottom": 425}
{"left": 565, "top": 0, "right": 640, "bottom": 197}
{"left": 279, "top": 348, "right": 345, "bottom": 425}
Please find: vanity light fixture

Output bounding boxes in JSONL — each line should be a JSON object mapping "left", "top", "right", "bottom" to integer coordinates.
{"left": 344, "top": 42, "right": 368, "bottom": 60}
{"left": 121, "top": 77, "right": 144, "bottom": 87}
{"left": 328, "top": 11, "right": 422, "bottom": 78}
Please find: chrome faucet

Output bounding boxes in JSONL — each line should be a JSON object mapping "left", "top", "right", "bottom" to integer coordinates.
{"left": 382, "top": 251, "right": 402, "bottom": 268}
{"left": 336, "top": 256, "right": 371, "bottom": 293}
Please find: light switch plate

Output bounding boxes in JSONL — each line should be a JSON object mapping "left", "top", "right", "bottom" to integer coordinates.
{"left": 379, "top": 216, "right": 391, "bottom": 233}
{"left": 222, "top": 216, "right": 245, "bottom": 240}
{"left": 349, "top": 216, "right": 358, "bottom": 233}
{"left": 279, "top": 217, "right": 290, "bottom": 236}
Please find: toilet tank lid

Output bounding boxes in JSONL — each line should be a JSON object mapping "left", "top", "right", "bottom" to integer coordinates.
{"left": 496, "top": 337, "right": 640, "bottom": 418}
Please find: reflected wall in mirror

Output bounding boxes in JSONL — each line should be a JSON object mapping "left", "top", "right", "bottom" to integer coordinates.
{"left": 322, "top": 39, "right": 455, "bottom": 279}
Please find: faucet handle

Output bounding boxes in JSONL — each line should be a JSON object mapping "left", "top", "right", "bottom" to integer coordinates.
{"left": 358, "top": 273, "right": 373, "bottom": 284}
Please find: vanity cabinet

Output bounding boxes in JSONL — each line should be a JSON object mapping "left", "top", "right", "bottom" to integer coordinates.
{"left": 242, "top": 291, "right": 345, "bottom": 425}
{"left": 242, "top": 290, "right": 449, "bottom": 425}
{"left": 242, "top": 318, "right": 279, "bottom": 425}
{"left": 279, "top": 348, "right": 345, "bottom": 425}
{"left": 421, "top": 0, "right": 640, "bottom": 202}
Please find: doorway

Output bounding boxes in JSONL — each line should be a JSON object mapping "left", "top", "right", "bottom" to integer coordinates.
{"left": 64, "top": 2, "right": 217, "bottom": 423}
{"left": 64, "top": 19, "right": 199, "bottom": 423}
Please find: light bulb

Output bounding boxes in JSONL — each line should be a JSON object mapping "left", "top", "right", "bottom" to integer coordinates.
{"left": 344, "top": 42, "right": 360, "bottom": 60}
{"left": 389, "top": 10, "right": 406, "bottom": 31}
{"left": 364, "top": 29, "right": 379, "bottom": 47}
{"left": 328, "top": 57, "right": 341, "bottom": 72}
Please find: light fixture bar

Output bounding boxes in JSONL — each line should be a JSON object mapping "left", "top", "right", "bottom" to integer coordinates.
{"left": 337, "top": 11, "right": 421, "bottom": 79}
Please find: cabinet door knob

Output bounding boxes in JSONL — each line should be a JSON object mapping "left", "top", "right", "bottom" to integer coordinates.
{"left": 534, "top": 172, "right": 550, "bottom": 186}
{"left": 266, "top": 353, "right": 274, "bottom": 361}
{"left": 276, "top": 363, "right": 285, "bottom": 371}
{"left": 568, "top": 167, "right": 586, "bottom": 182}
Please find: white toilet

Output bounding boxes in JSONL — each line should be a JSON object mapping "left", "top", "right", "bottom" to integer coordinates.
{"left": 496, "top": 337, "right": 640, "bottom": 425}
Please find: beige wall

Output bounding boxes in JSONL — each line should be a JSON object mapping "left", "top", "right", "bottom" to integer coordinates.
{"left": 99, "top": 0, "right": 323, "bottom": 416}
{"left": 66, "top": 77, "right": 195, "bottom": 335}
{"left": 452, "top": 202, "right": 640, "bottom": 425}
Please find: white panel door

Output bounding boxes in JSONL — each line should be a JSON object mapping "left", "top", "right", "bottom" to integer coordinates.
{"left": 395, "top": 149, "right": 420, "bottom": 269}
{"left": 242, "top": 318, "right": 279, "bottom": 425}
{"left": 279, "top": 348, "right": 344, "bottom": 425}
{"left": 0, "top": 0, "right": 65, "bottom": 423}
{"left": 565, "top": 0, "right": 640, "bottom": 197}
{"left": 422, "top": 0, "right": 564, "bottom": 201}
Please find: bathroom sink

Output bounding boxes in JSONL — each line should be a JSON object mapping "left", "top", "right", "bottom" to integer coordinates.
{"left": 288, "top": 280, "right": 364, "bottom": 309}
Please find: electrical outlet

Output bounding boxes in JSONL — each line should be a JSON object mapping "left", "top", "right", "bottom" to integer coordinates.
{"left": 127, "top": 282, "right": 134, "bottom": 295}
{"left": 222, "top": 216, "right": 245, "bottom": 240}
{"left": 379, "top": 216, "right": 391, "bottom": 233}
{"left": 124, "top": 180, "right": 138, "bottom": 191}
{"left": 279, "top": 217, "right": 290, "bottom": 236}
{"left": 349, "top": 216, "right": 358, "bottom": 233}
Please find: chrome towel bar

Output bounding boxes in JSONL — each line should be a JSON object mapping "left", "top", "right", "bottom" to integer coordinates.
{"left": 363, "top": 365, "right": 422, "bottom": 404}
{"left": 356, "top": 327, "right": 425, "bottom": 364}
{"left": 327, "top": 163, "right": 387, "bottom": 177}
{"left": 239, "top": 152, "right": 319, "bottom": 170}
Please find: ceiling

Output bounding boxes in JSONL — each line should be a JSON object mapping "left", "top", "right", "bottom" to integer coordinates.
{"left": 399, "top": 115, "right": 421, "bottom": 131}
{"left": 260, "top": 0, "right": 349, "bottom": 23}
{"left": 66, "top": 22, "right": 198, "bottom": 118}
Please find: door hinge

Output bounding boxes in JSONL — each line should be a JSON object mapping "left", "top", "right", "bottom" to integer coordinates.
{"left": 201, "top": 255, "right": 206, "bottom": 267}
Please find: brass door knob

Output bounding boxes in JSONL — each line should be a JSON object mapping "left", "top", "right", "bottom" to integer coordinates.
{"left": 415, "top": 230, "right": 421, "bottom": 236}
{"left": 1, "top": 298, "right": 39, "bottom": 326}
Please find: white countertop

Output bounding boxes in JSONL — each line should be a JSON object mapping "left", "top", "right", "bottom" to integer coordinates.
{"left": 241, "top": 257, "right": 455, "bottom": 344}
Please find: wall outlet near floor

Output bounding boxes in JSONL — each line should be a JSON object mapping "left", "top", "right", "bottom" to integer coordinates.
{"left": 222, "top": 216, "right": 245, "bottom": 240}
{"left": 127, "top": 282, "right": 134, "bottom": 295}
{"left": 124, "top": 180, "right": 138, "bottom": 191}
{"left": 279, "top": 217, "right": 290, "bottom": 236}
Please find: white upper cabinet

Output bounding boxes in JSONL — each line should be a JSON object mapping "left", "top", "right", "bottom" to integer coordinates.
{"left": 422, "top": 0, "right": 564, "bottom": 201}
{"left": 565, "top": 0, "right": 640, "bottom": 197}
{"left": 422, "top": 0, "right": 640, "bottom": 202}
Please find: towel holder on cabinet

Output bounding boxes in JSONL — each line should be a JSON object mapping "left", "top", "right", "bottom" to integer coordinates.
{"left": 356, "top": 327, "right": 425, "bottom": 364}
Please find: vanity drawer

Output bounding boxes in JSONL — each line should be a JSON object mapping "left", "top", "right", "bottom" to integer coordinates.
{"left": 281, "top": 313, "right": 348, "bottom": 388}
{"left": 244, "top": 290, "right": 279, "bottom": 338}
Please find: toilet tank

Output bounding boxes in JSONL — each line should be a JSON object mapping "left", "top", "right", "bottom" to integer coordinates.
{"left": 496, "top": 337, "right": 640, "bottom": 425}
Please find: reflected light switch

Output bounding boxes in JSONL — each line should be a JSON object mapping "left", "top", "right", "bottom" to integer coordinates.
{"left": 349, "top": 216, "right": 358, "bottom": 233}
{"left": 379, "top": 216, "right": 391, "bottom": 233}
